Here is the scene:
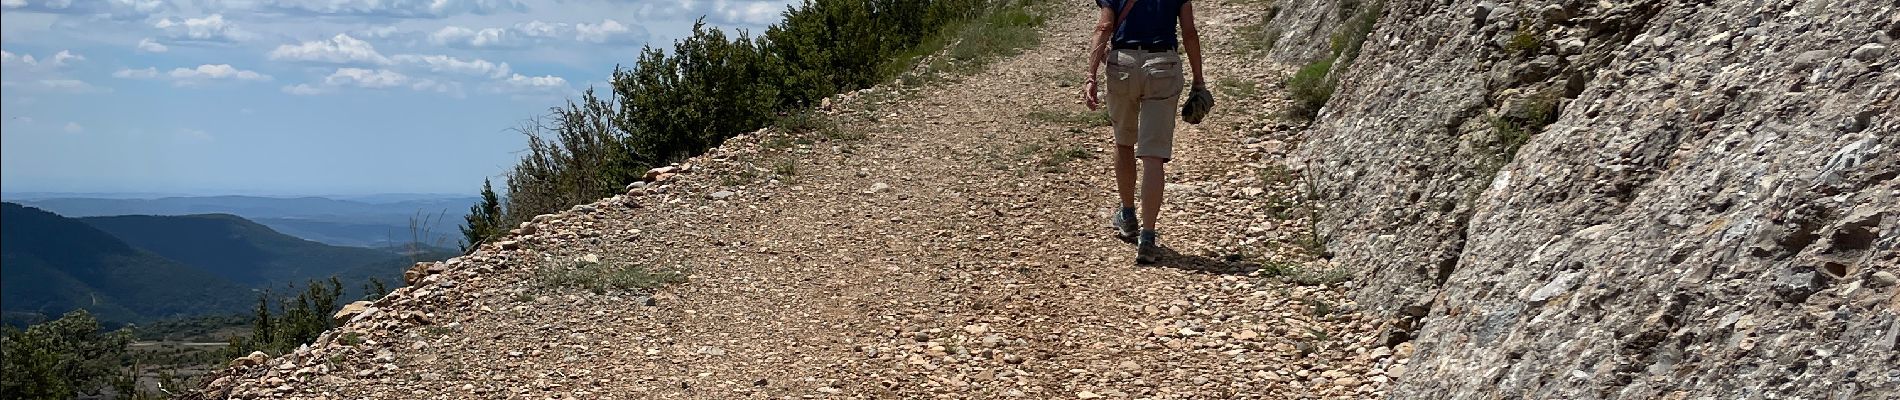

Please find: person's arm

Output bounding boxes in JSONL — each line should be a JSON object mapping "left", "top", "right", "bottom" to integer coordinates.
{"left": 1084, "top": 6, "right": 1115, "bottom": 110}
{"left": 1179, "top": 1, "right": 1205, "bottom": 88}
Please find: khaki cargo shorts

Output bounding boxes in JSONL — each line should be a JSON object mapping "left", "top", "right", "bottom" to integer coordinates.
{"left": 1105, "top": 49, "right": 1185, "bottom": 160}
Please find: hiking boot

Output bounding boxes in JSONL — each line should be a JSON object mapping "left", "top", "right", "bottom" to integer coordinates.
{"left": 1111, "top": 207, "right": 1140, "bottom": 239}
{"left": 1136, "top": 229, "right": 1160, "bottom": 264}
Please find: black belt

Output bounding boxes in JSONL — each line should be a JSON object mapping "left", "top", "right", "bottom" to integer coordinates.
{"left": 1112, "top": 43, "right": 1176, "bottom": 52}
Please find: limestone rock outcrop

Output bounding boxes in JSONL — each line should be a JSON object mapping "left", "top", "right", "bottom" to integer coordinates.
{"left": 1247, "top": 0, "right": 1354, "bottom": 66}
{"left": 1289, "top": 0, "right": 1898, "bottom": 397}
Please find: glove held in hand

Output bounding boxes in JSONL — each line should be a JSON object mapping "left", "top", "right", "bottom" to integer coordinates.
{"left": 1181, "top": 86, "right": 1214, "bottom": 124}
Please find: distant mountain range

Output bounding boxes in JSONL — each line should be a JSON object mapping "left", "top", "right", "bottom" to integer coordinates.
{"left": 13, "top": 195, "right": 477, "bottom": 248}
{"left": 81, "top": 214, "right": 410, "bottom": 286}
{"left": 0, "top": 202, "right": 454, "bottom": 326}
{"left": 1, "top": 203, "right": 250, "bottom": 324}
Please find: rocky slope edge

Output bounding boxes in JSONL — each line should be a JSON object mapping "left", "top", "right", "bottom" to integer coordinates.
{"left": 1277, "top": 0, "right": 1898, "bottom": 397}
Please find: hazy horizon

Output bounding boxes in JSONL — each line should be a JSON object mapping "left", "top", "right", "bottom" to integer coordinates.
{"left": 0, "top": 190, "right": 476, "bottom": 200}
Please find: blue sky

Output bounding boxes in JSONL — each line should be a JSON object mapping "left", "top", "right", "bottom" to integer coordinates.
{"left": 1, "top": 0, "right": 795, "bottom": 196}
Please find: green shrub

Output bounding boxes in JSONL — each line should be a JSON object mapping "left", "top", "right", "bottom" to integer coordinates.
{"left": 1337, "top": 0, "right": 1362, "bottom": 19}
{"left": 1287, "top": 1, "right": 1381, "bottom": 122}
{"left": 1038, "top": 145, "right": 1096, "bottom": 173}
{"left": 719, "top": 167, "right": 763, "bottom": 187}
{"left": 946, "top": 5, "right": 1043, "bottom": 65}
{"left": 1215, "top": 77, "right": 1261, "bottom": 99}
{"left": 1285, "top": 58, "right": 1337, "bottom": 121}
{"left": 227, "top": 278, "right": 344, "bottom": 357}
{"left": 1, "top": 310, "right": 132, "bottom": 399}
{"left": 500, "top": 89, "right": 641, "bottom": 228}
{"left": 824, "top": 127, "right": 868, "bottom": 142}
{"left": 1329, "top": 0, "right": 1383, "bottom": 66}
{"left": 773, "top": 111, "right": 833, "bottom": 135}
{"left": 460, "top": 179, "right": 504, "bottom": 252}
{"left": 1235, "top": 6, "right": 1282, "bottom": 54}
{"left": 1257, "top": 260, "right": 1300, "bottom": 277}
{"left": 772, "top": 158, "right": 799, "bottom": 177}
{"left": 1506, "top": 29, "right": 1541, "bottom": 55}
{"left": 1255, "top": 261, "right": 1350, "bottom": 286}
{"left": 1488, "top": 90, "right": 1561, "bottom": 164}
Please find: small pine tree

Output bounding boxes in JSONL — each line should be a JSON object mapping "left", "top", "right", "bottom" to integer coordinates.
{"left": 461, "top": 179, "right": 504, "bottom": 252}
{"left": 362, "top": 277, "right": 390, "bottom": 301}
{"left": 246, "top": 293, "right": 273, "bottom": 351}
{"left": 237, "top": 279, "right": 346, "bottom": 356}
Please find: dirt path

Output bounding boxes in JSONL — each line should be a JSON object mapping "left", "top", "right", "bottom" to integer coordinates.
{"left": 206, "top": 2, "right": 1407, "bottom": 399}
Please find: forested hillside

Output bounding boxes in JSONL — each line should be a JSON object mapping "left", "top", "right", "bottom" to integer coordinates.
{"left": 0, "top": 203, "right": 251, "bottom": 325}
{"left": 81, "top": 214, "right": 409, "bottom": 286}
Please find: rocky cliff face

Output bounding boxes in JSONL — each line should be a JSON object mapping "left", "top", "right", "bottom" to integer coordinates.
{"left": 1286, "top": 0, "right": 1898, "bottom": 397}
{"left": 1246, "top": 0, "right": 1352, "bottom": 65}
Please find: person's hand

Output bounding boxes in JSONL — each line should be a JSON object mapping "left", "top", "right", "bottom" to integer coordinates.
{"left": 1083, "top": 78, "right": 1100, "bottom": 111}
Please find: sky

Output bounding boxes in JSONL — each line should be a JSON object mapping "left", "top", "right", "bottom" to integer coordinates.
{"left": 0, "top": 0, "right": 797, "bottom": 196}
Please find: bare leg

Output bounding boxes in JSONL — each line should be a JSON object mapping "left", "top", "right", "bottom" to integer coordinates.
{"left": 1114, "top": 145, "right": 1137, "bottom": 208}
{"left": 1139, "top": 156, "right": 1166, "bottom": 230}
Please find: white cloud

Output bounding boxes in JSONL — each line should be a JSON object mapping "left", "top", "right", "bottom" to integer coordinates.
{"left": 495, "top": 73, "right": 567, "bottom": 93}
{"left": 390, "top": 54, "right": 509, "bottom": 78}
{"left": 2, "top": 49, "right": 84, "bottom": 68}
{"left": 574, "top": 19, "right": 643, "bottom": 44}
{"left": 113, "top": 67, "right": 159, "bottom": 78}
{"left": 281, "top": 83, "right": 327, "bottom": 95}
{"left": 428, "top": 26, "right": 522, "bottom": 48}
{"left": 322, "top": 67, "right": 407, "bottom": 88}
{"left": 136, "top": 38, "right": 169, "bottom": 53}
{"left": 49, "top": 50, "right": 84, "bottom": 66}
{"left": 708, "top": 2, "right": 783, "bottom": 26}
{"left": 284, "top": 67, "right": 466, "bottom": 96}
{"left": 4, "top": 50, "right": 103, "bottom": 93}
{"left": 353, "top": 26, "right": 401, "bottom": 38}
{"left": 263, "top": 0, "right": 524, "bottom": 19}
{"left": 166, "top": 64, "right": 273, "bottom": 85}
{"left": 267, "top": 34, "right": 389, "bottom": 64}
{"left": 0, "top": 50, "right": 33, "bottom": 66}
{"left": 514, "top": 20, "right": 561, "bottom": 37}
{"left": 429, "top": 19, "right": 647, "bottom": 48}
{"left": 635, "top": 0, "right": 788, "bottom": 27}
{"left": 409, "top": 78, "right": 460, "bottom": 94}
{"left": 155, "top": 14, "right": 248, "bottom": 42}
{"left": 2, "top": 0, "right": 170, "bottom": 20}
{"left": 63, "top": 122, "right": 83, "bottom": 133}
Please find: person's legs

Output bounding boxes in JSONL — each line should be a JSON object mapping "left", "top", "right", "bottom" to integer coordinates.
{"left": 1130, "top": 51, "right": 1183, "bottom": 263}
{"left": 1134, "top": 79, "right": 1179, "bottom": 233}
{"left": 1114, "top": 145, "right": 1137, "bottom": 209}
{"left": 1138, "top": 156, "right": 1166, "bottom": 230}
{"left": 1106, "top": 49, "right": 1144, "bottom": 237}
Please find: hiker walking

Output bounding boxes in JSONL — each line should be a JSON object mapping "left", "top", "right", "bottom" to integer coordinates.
{"left": 1084, "top": 0, "right": 1213, "bottom": 263}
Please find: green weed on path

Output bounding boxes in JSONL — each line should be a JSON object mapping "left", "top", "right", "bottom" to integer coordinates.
{"left": 534, "top": 259, "right": 686, "bottom": 295}
{"left": 897, "top": 0, "right": 1051, "bottom": 85}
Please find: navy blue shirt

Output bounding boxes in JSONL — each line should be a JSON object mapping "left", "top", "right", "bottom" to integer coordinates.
{"left": 1097, "top": 0, "right": 1188, "bottom": 50}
